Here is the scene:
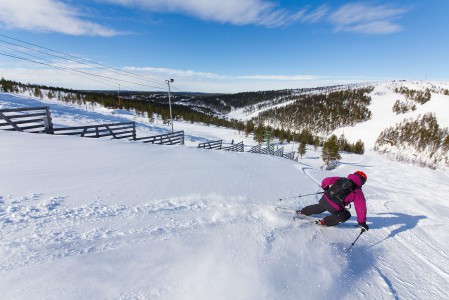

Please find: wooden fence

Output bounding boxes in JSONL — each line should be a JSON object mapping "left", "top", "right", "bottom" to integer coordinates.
{"left": 0, "top": 106, "right": 53, "bottom": 134}
{"left": 0, "top": 106, "right": 183, "bottom": 145}
{"left": 198, "top": 140, "right": 223, "bottom": 150}
{"left": 135, "top": 130, "right": 184, "bottom": 145}
{"left": 198, "top": 140, "right": 245, "bottom": 152}
{"left": 222, "top": 141, "right": 244, "bottom": 152}
{"left": 283, "top": 152, "right": 296, "bottom": 160}
{"left": 248, "top": 144, "right": 296, "bottom": 161}
{"left": 52, "top": 122, "right": 136, "bottom": 140}
{"left": 1, "top": 106, "right": 297, "bottom": 160}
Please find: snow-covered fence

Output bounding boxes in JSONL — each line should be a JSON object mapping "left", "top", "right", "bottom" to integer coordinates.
{"left": 135, "top": 130, "right": 184, "bottom": 145}
{"left": 273, "top": 146, "right": 296, "bottom": 160}
{"left": 248, "top": 144, "right": 262, "bottom": 153}
{"left": 0, "top": 106, "right": 135, "bottom": 139}
{"left": 198, "top": 140, "right": 223, "bottom": 150}
{"left": 198, "top": 140, "right": 245, "bottom": 152}
{"left": 274, "top": 147, "right": 284, "bottom": 157}
{"left": 0, "top": 106, "right": 53, "bottom": 134}
{"left": 52, "top": 122, "right": 136, "bottom": 140}
{"left": 283, "top": 152, "right": 296, "bottom": 160}
{"left": 248, "top": 144, "right": 296, "bottom": 161}
{"left": 259, "top": 145, "right": 275, "bottom": 155}
{"left": 223, "top": 141, "right": 244, "bottom": 152}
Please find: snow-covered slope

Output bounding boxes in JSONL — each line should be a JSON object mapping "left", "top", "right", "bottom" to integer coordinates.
{"left": 1, "top": 90, "right": 449, "bottom": 299}
{"left": 334, "top": 81, "right": 449, "bottom": 149}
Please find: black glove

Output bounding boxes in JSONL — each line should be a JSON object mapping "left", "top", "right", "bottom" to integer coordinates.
{"left": 358, "top": 222, "right": 369, "bottom": 231}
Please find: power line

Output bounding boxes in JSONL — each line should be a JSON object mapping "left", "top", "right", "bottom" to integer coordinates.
{"left": 0, "top": 33, "right": 169, "bottom": 90}
{"left": 0, "top": 44, "right": 129, "bottom": 88}
{"left": 0, "top": 47, "right": 166, "bottom": 91}
{"left": 0, "top": 51, "right": 123, "bottom": 89}
{"left": 0, "top": 34, "right": 167, "bottom": 87}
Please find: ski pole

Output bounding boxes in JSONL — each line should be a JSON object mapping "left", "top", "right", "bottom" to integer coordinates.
{"left": 344, "top": 229, "right": 365, "bottom": 254}
{"left": 278, "top": 191, "right": 324, "bottom": 202}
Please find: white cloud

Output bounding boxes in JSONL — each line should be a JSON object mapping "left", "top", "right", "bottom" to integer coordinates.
{"left": 1, "top": 63, "right": 384, "bottom": 93}
{"left": 328, "top": 2, "right": 408, "bottom": 34}
{"left": 125, "top": 66, "right": 319, "bottom": 82}
{"left": 237, "top": 75, "right": 319, "bottom": 81}
{"left": 0, "top": 0, "right": 119, "bottom": 36}
{"left": 125, "top": 66, "right": 221, "bottom": 79}
{"left": 301, "top": 5, "right": 329, "bottom": 24}
{"left": 0, "top": 0, "right": 409, "bottom": 35}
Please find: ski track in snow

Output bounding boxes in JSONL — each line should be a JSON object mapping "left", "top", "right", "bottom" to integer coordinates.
{"left": 0, "top": 193, "right": 246, "bottom": 271}
{"left": 0, "top": 191, "right": 359, "bottom": 299}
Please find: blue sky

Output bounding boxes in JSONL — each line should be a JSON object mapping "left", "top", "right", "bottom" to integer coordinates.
{"left": 0, "top": 0, "right": 448, "bottom": 93}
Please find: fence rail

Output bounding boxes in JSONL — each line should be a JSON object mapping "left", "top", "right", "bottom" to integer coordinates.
{"left": 198, "top": 140, "right": 223, "bottom": 150}
{"left": 248, "top": 144, "right": 296, "bottom": 160}
{"left": 283, "top": 152, "right": 296, "bottom": 160}
{"left": 0, "top": 106, "right": 53, "bottom": 134}
{"left": 135, "top": 130, "right": 184, "bottom": 145}
{"left": 222, "top": 141, "right": 244, "bottom": 152}
{"left": 52, "top": 122, "right": 136, "bottom": 140}
{"left": 248, "top": 144, "right": 261, "bottom": 153}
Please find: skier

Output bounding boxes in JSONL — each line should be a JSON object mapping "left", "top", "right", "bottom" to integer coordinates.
{"left": 297, "top": 171, "right": 369, "bottom": 231}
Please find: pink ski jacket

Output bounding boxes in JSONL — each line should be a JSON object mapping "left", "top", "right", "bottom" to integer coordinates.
{"left": 321, "top": 174, "right": 367, "bottom": 223}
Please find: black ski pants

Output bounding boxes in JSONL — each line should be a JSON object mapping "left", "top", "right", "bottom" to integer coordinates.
{"left": 301, "top": 196, "right": 351, "bottom": 226}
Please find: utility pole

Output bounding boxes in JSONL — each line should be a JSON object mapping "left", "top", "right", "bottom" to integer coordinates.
{"left": 118, "top": 84, "right": 121, "bottom": 106}
{"left": 165, "top": 79, "right": 174, "bottom": 132}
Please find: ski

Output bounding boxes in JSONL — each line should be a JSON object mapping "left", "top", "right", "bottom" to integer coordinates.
{"left": 274, "top": 206, "right": 298, "bottom": 215}
{"left": 275, "top": 206, "right": 321, "bottom": 224}
{"left": 275, "top": 206, "right": 359, "bottom": 228}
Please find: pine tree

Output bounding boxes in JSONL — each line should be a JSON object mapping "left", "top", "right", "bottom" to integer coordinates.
{"left": 353, "top": 139, "right": 365, "bottom": 154}
{"left": 245, "top": 120, "right": 254, "bottom": 137}
{"left": 298, "top": 138, "right": 307, "bottom": 159}
{"left": 254, "top": 123, "right": 265, "bottom": 144}
{"left": 322, "top": 134, "right": 341, "bottom": 164}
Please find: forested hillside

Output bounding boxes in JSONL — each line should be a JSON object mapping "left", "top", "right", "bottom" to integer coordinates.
{"left": 375, "top": 113, "right": 449, "bottom": 168}
{"left": 255, "top": 87, "right": 374, "bottom": 134}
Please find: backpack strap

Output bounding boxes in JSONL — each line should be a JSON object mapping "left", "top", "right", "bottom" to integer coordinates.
{"left": 325, "top": 179, "right": 359, "bottom": 208}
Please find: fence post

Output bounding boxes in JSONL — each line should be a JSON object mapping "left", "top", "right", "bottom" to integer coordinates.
{"left": 43, "top": 106, "right": 54, "bottom": 134}
{"left": 132, "top": 122, "right": 136, "bottom": 141}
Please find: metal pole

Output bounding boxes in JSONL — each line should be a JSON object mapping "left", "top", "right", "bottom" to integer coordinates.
{"left": 165, "top": 79, "right": 174, "bottom": 132}
{"left": 345, "top": 229, "right": 365, "bottom": 254}
{"left": 278, "top": 191, "right": 324, "bottom": 201}
{"left": 118, "top": 84, "right": 121, "bottom": 106}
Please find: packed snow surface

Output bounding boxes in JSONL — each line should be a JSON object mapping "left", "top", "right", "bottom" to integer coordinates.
{"left": 1, "top": 86, "right": 449, "bottom": 299}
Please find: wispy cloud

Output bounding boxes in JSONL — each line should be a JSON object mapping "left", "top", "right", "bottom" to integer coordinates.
{"left": 237, "top": 75, "right": 319, "bottom": 81}
{"left": 1, "top": 62, "right": 384, "bottom": 93}
{"left": 0, "top": 0, "right": 120, "bottom": 36}
{"left": 328, "top": 2, "right": 409, "bottom": 34}
{"left": 99, "top": 0, "right": 325, "bottom": 28}
{"left": 125, "top": 66, "right": 222, "bottom": 79}
{"left": 0, "top": 1, "right": 409, "bottom": 35}
{"left": 126, "top": 66, "right": 319, "bottom": 82}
